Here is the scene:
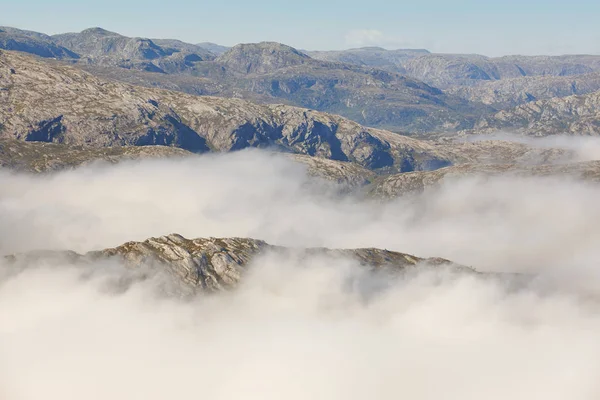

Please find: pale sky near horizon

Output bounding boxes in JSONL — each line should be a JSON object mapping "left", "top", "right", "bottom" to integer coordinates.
{"left": 1, "top": 0, "right": 599, "bottom": 56}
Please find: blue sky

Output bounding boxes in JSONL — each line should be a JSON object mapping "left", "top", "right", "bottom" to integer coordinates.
{"left": 1, "top": 0, "right": 599, "bottom": 56}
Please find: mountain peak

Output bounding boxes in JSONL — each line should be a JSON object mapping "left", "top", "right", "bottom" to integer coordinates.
{"left": 79, "top": 27, "right": 121, "bottom": 37}
{"left": 216, "top": 41, "right": 311, "bottom": 74}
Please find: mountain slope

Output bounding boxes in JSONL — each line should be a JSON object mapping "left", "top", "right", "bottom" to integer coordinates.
{"left": 472, "top": 90, "right": 600, "bottom": 136}
{"left": 446, "top": 72, "right": 600, "bottom": 108}
{"left": 368, "top": 160, "right": 600, "bottom": 198}
{"left": 0, "top": 50, "right": 461, "bottom": 172}
{"left": 0, "top": 139, "right": 191, "bottom": 172}
{"left": 0, "top": 139, "right": 377, "bottom": 189}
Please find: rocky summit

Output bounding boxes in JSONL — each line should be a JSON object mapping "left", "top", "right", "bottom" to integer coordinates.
{"left": 4, "top": 234, "right": 470, "bottom": 293}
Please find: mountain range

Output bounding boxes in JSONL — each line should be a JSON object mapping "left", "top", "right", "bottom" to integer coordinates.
{"left": 4, "top": 25, "right": 600, "bottom": 137}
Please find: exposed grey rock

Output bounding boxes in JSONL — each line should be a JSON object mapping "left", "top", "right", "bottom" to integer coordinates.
{"left": 4, "top": 234, "right": 471, "bottom": 293}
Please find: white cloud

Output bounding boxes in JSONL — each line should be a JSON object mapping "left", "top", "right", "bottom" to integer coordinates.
{"left": 3, "top": 145, "right": 600, "bottom": 398}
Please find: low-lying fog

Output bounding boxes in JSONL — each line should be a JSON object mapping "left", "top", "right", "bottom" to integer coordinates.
{"left": 2, "top": 139, "right": 600, "bottom": 399}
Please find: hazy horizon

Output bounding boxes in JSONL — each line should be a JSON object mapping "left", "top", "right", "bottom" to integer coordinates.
{"left": 2, "top": 0, "right": 600, "bottom": 57}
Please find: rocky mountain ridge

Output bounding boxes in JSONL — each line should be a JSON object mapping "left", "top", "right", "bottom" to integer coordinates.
{"left": 0, "top": 50, "right": 467, "bottom": 172}
{"left": 4, "top": 234, "right": 470, "bottom": 293}
{"left": 0, "top": 26, "right": 487, "bottom": 133}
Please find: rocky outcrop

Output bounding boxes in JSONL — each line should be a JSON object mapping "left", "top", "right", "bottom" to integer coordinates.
{"left": 4, "top": 234, "right": 470, "bottom": 292}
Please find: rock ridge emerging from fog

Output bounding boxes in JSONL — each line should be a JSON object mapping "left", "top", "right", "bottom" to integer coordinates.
{"left": 5, "top": 234, "right": 469, "bottom": 292}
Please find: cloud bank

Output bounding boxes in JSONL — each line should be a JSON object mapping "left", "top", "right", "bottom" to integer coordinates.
{"left": 2, "top": 145, "right": 600, "bottom": 398}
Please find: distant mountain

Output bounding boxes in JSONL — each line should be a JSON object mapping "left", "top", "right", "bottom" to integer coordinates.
{"left": 0, "top": 26, "right": 486, "bottom": 132}
{"left": 196, "top": 42, "right": 230, "bottom": 55}
{"left": 51, "top": 27, "right": 216, "bottom": 73}
{"left": 8, "top": 25, "right": 600, "bottom": 135}
{"left": 446, "top": 72, "right": 600, "bottom": 108}
{"left": 80, "top": 40, "right": 488, "bottom": 133}
{"left": 308, "top": 48, "right": 600, "bottom": 89}
{"left": 52, "top": 27, "right": 169, "bottom": 59}
{"left": 472, "top": 89, "right": 600, "bottom": 136}
{"left": 0, "top": 50, "right": 464, "bottom": 172}
{"left": 403, "top": 54, "right": 600, "bottom": 88}
{"left": 0, "top": 26, "right": 79, "bottom": 59}
{"left": 308, "top": 47, "right": 430, "bottom": 72}
{"left": 216, "top": 42, "right": 312, "bottom": 74}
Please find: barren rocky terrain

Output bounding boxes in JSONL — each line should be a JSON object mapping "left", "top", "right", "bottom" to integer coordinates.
{"left": 5, "top": 234, "right": 469, "bottom": 293}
